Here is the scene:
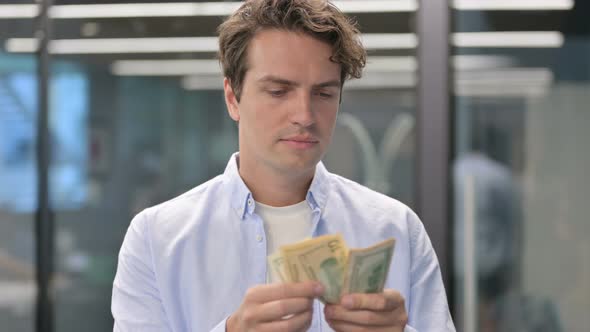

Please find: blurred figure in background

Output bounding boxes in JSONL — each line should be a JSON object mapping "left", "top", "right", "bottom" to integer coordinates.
{"left": 454, "top": 126, "right": 561, "bottom": 332}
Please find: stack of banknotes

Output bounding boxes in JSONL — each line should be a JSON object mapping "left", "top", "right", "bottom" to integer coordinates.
{"left": 267, "top": 234, "right": 396, "bottom": 304}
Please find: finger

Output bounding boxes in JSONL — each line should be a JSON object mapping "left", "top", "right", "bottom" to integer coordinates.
{"left": 256, "top": 297, "right": 314, "bottom": 321}
{"left": 324, "top": 304, "right": 392, "bottom": 326}
{"left": 246, "top": 282, "right": 324, "bottom": 303}
{"left": 341, "top": 289, "right": 404, "bottom": 311}
{"left": 258, "top": 309, "right": 313, "bottom": 332}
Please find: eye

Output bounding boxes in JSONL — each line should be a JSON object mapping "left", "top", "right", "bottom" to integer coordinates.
{"left": 314, "top": 90, "right": 334, "bottom": 99}
{"left": 268, "top": 89, "right": 287, "bottom": 97}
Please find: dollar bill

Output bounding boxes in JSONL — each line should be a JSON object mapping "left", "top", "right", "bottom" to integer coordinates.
{"left": 342, "top": 238, "right": 396, "bottom": 294}
{"left": 267, "top": 251, "right": 289, "bottom": 283}
{"left": 280, "top": 234, "right": 348, "bottom": 303}
{"left": 269, "top": 235, "right": 396, "bottom": 304}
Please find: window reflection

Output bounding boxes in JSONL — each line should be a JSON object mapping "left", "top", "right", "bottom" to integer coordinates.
{"left": 0, "top": 70, "right": 88, "bottom": 212}
{"left": 452, "top": 1, "right": 589, "bottom": 331}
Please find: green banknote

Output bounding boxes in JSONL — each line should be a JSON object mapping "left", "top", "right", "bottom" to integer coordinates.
{"left": 268, "top": 234, "right": 396, "bottom": 304}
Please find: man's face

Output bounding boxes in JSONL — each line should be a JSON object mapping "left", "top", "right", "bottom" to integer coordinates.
{"left": 224, "top": 29, "right": 341, "bottom": 177}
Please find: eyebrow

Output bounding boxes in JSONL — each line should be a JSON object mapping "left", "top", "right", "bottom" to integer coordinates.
{"left": 257, "top": 75, "right": 341, "bottom": 89}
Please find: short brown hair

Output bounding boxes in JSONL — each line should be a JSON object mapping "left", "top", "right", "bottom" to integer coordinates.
{"left": 217, "top": 0, "right": 367, "bottom": 101}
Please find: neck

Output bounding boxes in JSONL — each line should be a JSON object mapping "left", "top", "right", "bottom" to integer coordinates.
{"left": 237, "top": 156, "right": 314, "bottom": 207}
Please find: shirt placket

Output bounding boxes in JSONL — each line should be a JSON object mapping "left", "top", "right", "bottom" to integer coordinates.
{"left": 310, "top": 206, "right": 323, "bottom": 331}
{"left": 245, "top": 196, "right": 267, "bottom": 286}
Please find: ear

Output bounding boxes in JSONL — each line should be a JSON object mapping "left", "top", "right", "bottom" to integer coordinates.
{"left": 224, "top": 77, "right": 240, "bottom": 122}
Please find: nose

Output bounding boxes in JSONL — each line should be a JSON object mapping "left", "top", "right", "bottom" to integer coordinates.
{"left": 289, "top": 92, "right": 314, "bottom": 128}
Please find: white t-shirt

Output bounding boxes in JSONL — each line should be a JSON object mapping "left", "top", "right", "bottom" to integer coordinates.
{"left": 255, "top": 200, "right": 313, "bottom": 283}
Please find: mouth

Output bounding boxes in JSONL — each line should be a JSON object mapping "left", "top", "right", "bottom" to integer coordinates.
{"left": 279, "top": 136, "right": 319, "bottom": 149}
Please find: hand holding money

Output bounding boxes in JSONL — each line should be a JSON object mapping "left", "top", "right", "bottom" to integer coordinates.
{"left": 323, "top": 289, "right": 408, "bottom": 331}
{"left": 268, "top": 234, "right": 396, "bottom": 304}
{"left": 226, "top": 281, "right": 325, "bottom": 332}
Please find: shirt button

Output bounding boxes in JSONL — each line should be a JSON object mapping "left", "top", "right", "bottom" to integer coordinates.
{"left": 256, "top": 234, "right": 263, "bottom": 242}
{"left": 247, "top": 199, "right": 253, "bottom": 206}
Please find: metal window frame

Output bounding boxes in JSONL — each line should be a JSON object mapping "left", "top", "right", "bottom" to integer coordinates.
{"left": 416, "top": 0, "right": 453, "bottom": 292}
{"left": 35, "top": 0, "right": 55, "bottom": 332}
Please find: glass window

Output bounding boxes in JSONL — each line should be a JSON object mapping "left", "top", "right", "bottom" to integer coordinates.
{"left": 452, "top": 1, "right": 590, "bottom": 331}
{"left": 47, "top": 10, "right": 235, "bottom": 332}
{"left": 0, "top": 1, "right": 38, "bottom": 330}
{"left": 324, "top": 5, "right": 417, "bottom": 207}
{"left": 45, "top": 2, "right": 418, "bottom": 330}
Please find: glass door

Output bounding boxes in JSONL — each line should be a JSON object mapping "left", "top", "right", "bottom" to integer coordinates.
{"left": 451, "top": 1, "right": 590, "bottom": 331}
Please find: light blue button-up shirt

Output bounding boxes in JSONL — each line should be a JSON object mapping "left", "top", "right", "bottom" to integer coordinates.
{"left": 112, "top": 153, "right": 456, "bottom": 332}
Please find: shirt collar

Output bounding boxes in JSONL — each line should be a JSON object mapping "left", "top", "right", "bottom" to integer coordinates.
{"left": 223, "top": 152, "right": 331, "bottom": 220}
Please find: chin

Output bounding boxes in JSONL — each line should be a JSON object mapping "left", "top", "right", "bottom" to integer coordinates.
{"left": 279, "top": 153, "right": 321, "bottom": 173}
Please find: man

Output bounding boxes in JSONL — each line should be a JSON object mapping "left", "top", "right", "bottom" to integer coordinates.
{"left": 112, "top": 0, "right": 456, "bottom": 331}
